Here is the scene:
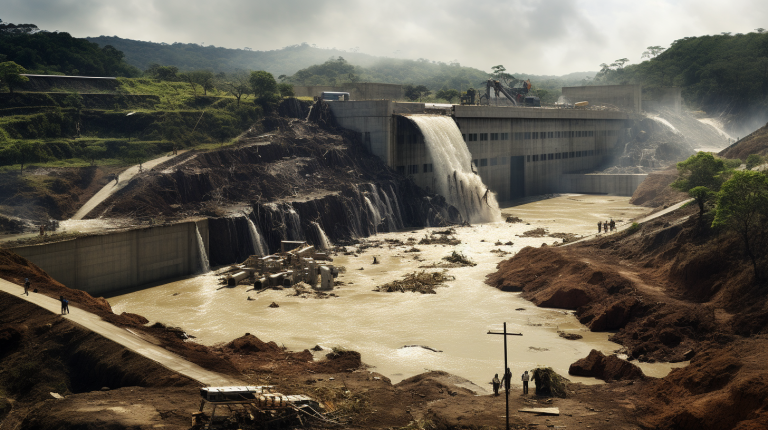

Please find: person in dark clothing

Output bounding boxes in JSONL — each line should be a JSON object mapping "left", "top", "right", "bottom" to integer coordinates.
{"left": 503, "top": 367, "right": 512, "bottom": 392}
{"left": 492, "top": 374, "right": 501, "bottom": 396}
{"left": 522, "top": 370, "right": 530, "bottom": 394}
{"left": 610, "top": 219, "right": 616, "bottom": 231}
{"left": 597, "top": 221, "right": 602, "bottom": 233}
{"left": 23, "top": 278, "right": 30, "bottom": 296}
{"left": 60, "top": 296, "right": 69, "bottom": 314}
{"left": 603, "top": 220, "right": 609, "bottom": 232}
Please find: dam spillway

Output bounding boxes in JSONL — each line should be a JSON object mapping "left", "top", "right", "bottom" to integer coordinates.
{"left": 408, "top": 115, "right": 501, "bottom": 223}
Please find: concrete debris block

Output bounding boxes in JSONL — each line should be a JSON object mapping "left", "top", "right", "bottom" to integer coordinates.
{"left": 49, "top": 392, "right": 64, "bottom": 399}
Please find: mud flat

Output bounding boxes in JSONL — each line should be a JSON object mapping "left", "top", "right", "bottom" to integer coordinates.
{"left": 108, "top": 195, "right": 682, "bottom": 389}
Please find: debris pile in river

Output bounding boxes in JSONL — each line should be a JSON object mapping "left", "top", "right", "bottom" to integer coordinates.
{"left": 375, "top": 271, "right": 454, "bottom": 294}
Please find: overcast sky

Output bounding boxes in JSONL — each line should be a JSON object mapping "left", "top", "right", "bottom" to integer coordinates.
{"left": 4, "top": 0, "right": 767, "bottom": 75}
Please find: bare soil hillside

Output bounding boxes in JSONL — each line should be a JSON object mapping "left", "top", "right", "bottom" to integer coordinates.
{"left": 487, "top": 200, "right": 768, "bottom": 429}
{"left": 719, "top": 122, "right": 768, "bottom": 160}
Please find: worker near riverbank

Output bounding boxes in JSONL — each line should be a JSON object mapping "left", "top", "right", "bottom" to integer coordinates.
{"left": 60, "top": 296, "right": 69, "bottom": 314}
{"left": 610, "top": 219, "right": 616, "bottom": 231}
{"left": 603, "top": 220, "right": 608, "bottom": 233}
{"left": 23, "top": 278, "right": 30, "bottom": 296}
{"left": 492, "top": 373, "right": 501, "bottom": 396}
{"left": 597, "top": 221, "right": 602, "bottom": 233}
{"left": 522, "top": 370, "right": 530, "bottom": 395}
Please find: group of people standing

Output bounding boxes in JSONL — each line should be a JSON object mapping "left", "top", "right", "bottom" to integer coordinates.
{"left": 598, "top": 218, "right": 616, "bottom": 233}
{"left": 491, "top": 368, "right": 530, "bottom": 396}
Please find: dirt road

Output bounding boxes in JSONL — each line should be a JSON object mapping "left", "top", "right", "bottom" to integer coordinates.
{"left": 70, "top": 151, "right": 186, "bottom": 220}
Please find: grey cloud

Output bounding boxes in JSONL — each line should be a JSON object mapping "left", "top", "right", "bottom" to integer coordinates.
{"left": 3, "top": 0, "right": 768, "bottom": 75}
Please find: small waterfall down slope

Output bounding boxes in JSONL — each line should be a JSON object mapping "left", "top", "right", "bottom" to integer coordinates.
{"left": 408, "top": 115, "right": 502, "bottom": 223}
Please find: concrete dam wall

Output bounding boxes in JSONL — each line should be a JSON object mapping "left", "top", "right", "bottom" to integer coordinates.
{"left": 10, "top": 179, "right": 457, "bottom": 296}
{"left": 11, "top": 220, "right": 209, "bottom": 296}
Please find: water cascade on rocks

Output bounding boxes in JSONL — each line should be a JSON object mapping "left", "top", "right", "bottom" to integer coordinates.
{"left": 407, "top": 115, "right": 502, "bottom": 223}
{"left": 195, "top": 225, "right": 211, "bottom": 273}
{"left": 311, "top": 221, "right": 333, "bottom": 250}
{"left": 245, "top": 216, "right": 268, "bottom": 256}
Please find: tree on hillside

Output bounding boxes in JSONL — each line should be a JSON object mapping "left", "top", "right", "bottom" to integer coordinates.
{"left": 145, "top": 64, "right": 179, "bottom": 81}
{"left": 0, "top": 61, "right": 29, "bottom": 93}
{"left": 194, "top": 70, "right": 215, "bottom": 95}
{"left": 178, "top": 72, "right": 198, "bottom": 97}
{"left": 641, "top": 46, "right": 665, "bottom": 59}
{"left": 435, "top": 87, "right": 460, "bottom": 103}
{"left": 712, "top": 170, "right": 768, "bottom": 280}
{"left": 746, "top": 154, "right": 765, "bottom": 170}
{"left": 277, "top": 82, "right": 294, "bottom": 97}
{"left": 249, "top": 71, "right": 277, "bottom": 98}
{"left": 404, "top": 84, "right": 430, "bottom": 101}
{"left": 671, "top": 152, "right": 728, "bottom": 217}
{"left": 219, "top": 71, "right": 251, "bottom": 105}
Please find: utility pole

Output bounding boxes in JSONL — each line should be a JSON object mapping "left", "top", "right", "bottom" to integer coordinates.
{"left": 488, "top": 322, "right": 522, "bottom": 430}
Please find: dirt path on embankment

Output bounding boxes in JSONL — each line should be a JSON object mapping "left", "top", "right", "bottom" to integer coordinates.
{"left": 487, "top": 200, "right": 768, "bottom": 429}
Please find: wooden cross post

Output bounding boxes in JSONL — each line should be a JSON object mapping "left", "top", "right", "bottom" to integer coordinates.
{"left": 488, "top": 322, "right": 523, "bottom": 430}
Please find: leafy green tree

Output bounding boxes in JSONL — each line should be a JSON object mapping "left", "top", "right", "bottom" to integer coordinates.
{"left": 249, "top": 71, "right": 277, "bottom": 98}
{"left": 435, "top": 87, "right": 460, "bottom": 103}
{"left": 0, "top": 61, "right": 29, "bottom": 93}
{"left": 746, "top": 154, "right": 764, "bottom": 170}
{"left": 404, "top": 84, "right": 430, "bottom": 101}
{"left": 277, "top": 82, "right": 294, "bottom": 97}
{"left": 194, "top": 70, "right": 215, "bottom": 95}
{"left": 220, "top": 71, "right": 251, "bottom": 105}
{"left": 671, "top": 152, "right": 728, "bottom": 217}
{"left": 178, "top": 72, "right": 199, "bottom": 97}
{"left": 145, "top": 64, "right": 179, "bottom": 81}
{"left": 712, "top": 170, "right": 768, "bottom": 279}
{"left": 641, "top": 46, "right": 665, "bottom": 59}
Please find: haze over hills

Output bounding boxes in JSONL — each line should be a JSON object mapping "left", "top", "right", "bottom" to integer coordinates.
{"left": 85, "top": 36, "right": 596, "bottom": 91}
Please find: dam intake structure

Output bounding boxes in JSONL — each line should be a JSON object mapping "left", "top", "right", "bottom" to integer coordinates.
{"left": 407, "top": 115, "right": 502, "bottom": 224}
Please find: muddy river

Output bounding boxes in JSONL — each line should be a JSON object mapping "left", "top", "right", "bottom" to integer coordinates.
{"left": 109, "top": 194, "right": 685, "bottom": 392}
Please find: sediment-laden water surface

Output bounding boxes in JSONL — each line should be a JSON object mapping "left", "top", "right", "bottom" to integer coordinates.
{"left": 109, "top": 195, "right": 684, "bottom": 390}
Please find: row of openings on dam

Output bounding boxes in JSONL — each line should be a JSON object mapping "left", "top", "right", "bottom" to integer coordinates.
{"left": 395, "top": 115, "right": 525, "bottom": 203}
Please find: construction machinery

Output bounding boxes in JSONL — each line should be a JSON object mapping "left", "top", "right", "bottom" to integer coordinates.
{"left": 480, "top": 78, "right": 541, "bottom": 107}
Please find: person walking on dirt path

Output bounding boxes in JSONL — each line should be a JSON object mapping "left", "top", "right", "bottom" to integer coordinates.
{"left": 114, "top": 173, "right": 119, "bottom": 185}
{"left": 610, "top": 219, "right": 615, "bottom": 231}
{"left": 597, "top": 221, "right": 602, "bottom": 233}
{"left": 23, "top": 278, "right": 30, "bottom": 296}
{"left": 492, "top": 373, "right": 501, "bottom": 396}
{"left": 522, "top": 370, "right": 530, "bottom": 395}
{"left": 60, "top": 296, "right": 69, "bottom": 315}
{"left": 503, "top": 368, "right": 512, "bottom": 392}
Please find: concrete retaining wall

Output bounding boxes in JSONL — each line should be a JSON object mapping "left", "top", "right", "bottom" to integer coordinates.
{"left": 559, "top": 174, "right": 647, "bottom": 196}
{"left": 10, "top": 220, "right": 209, "bottom": 296}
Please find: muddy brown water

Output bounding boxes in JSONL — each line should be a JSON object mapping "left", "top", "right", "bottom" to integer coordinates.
{"left": 109, "top": 195, "right": 686, "bottom": 392}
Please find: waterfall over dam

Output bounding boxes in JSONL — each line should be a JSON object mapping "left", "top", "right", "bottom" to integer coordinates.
{"left": 407, "top": 115, "right": 502, "bottom": 223}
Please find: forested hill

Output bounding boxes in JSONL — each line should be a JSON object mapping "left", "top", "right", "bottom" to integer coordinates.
{"left": 596, "top": 31, "right": 768, "bottom": 115}
{"left": 86, "top": 36, "right": 384, "bottom": 76}
{"left": 0, "top": 26, "right": 140, "bottom": 77}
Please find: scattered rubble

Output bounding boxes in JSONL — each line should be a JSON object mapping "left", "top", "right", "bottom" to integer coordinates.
{"left": 374, "top": 271, "right": 454, "bottom": 294}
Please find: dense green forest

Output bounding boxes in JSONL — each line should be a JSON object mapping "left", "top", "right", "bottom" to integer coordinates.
{"left": 0, "top": 24, "right": 140, "bottom": 77}
{"left": 86, "top": 36, "right": 383, "bottom": 77}
{"left": 594, "top": 31, "right": 768, "bottom": 115}
{"left": 85, "top": 35, "right": 592, "bottom": 102}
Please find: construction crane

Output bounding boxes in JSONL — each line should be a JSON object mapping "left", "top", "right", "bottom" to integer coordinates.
{"left": 480, "top": 78, "right": 541, "bottom": 107}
